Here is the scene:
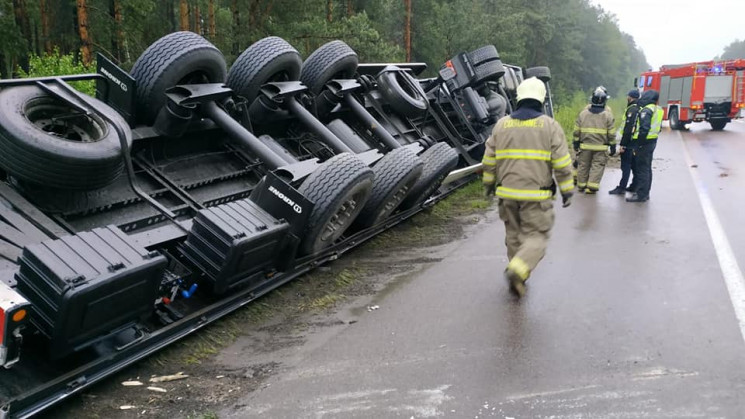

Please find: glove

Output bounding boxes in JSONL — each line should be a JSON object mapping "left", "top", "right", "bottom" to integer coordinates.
{"left": 573, "top": 158, "right": 579, "bottom": 169}
{"left": 609, "top": 145, "right": 617, "bottom": 156}
{"left": 561, "top": 192, "right": 573, "bottom": 208}
{"left": 483, "top": 183, "right": 496, "bottom": 199}
{"left": 573, "top": 141, "right": 580, "bottom": 152}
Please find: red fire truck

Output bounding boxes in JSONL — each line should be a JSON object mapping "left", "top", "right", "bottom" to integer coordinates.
{"left": 637, "top": 59, "right": 745, "bottom": 130}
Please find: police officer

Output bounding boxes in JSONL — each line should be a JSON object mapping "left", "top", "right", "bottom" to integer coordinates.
{"left": 627, "top": 89, "right": 663, "bottom": 203}
{"left": 609, "top": 89, "right": 641, "bottom": 195}
{"left": 482, "top": 77, "right": 574, "bottom": 298}
{"left": 573, "top": 87, "right": 616, "bottom": 194}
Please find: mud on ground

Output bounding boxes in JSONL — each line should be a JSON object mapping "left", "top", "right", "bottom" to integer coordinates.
{"left": 41, "top": 181, "right": 494, "bottom": 419}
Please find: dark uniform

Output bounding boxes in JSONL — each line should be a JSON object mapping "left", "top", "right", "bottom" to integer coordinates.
{"left": 627, "top": 90, "right": 663, "bottom": 203}
{"left": 609, "top": 89, "right": 641, "bottom": 195}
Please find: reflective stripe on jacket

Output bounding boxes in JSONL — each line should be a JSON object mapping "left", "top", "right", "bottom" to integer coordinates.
{"left": 573, "top": 105, "right": 616, "bottom": 148}
{"left": 633, "top": 104, "right": 664, "bottom": 140}
{"left": 482, "top": 114, "right": 574, "bottom": 200}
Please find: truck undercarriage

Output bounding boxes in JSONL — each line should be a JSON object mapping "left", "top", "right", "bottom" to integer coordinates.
{"left": 0, "top": 32, "right": 552, "bottom": 418}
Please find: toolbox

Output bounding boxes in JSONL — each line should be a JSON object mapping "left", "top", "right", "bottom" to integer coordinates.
{"left": 15, "top": 226, "right": 167, "bottom": 357}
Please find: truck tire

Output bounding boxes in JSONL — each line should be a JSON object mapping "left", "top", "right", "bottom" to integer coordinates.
{"left": 399, "top": 142, "right": 458, "bottom": 210}
{"left": 0, "top": 85, "right": 131, "bottom": 190}
{"left": 130, "top": 31, "right": 227, "bottom": 125}
{"left": 525, "top": 66, "right": 551, "bottom": 83}
{"left": 668, "top": 107, "right": 680, "bottom": 130}
{"left": 227, "top": 37, "right": 302, "bottom": 104}
{"left": 376, "top": 70, "right": 428, "bottom": 118}
{"left": 300, "top": 40, "right": 359, "bottom": 94}
{"left": 711, "top": 120, "right": 727, "bottom": 131}
{"left": 468, "top": 45, "right": 499, "bottom": 67}
{"left": 298, "top": 153, "right": 374, "bottom": 255}
{"left": 473, "top": 59, "right": 506, "bottom": 83}
{"left": 354, "top": 147, "right": 423, "bottom": 229}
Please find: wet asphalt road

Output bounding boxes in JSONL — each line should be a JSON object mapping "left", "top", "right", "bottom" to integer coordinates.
{"left": 220, "top": 120, "right": 745, "bottom": 418}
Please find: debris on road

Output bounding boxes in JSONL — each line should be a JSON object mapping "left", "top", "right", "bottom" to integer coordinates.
{"left": 147, "top": 386, "right": 167, "bottom": 393}
{"left": 367, "top": 305, "right": 380, "bottom": 312}
{"left": 121, "top": 381, "right": 144, "bottom": 387}
{"left": 119, "top": 405, "right": 136, "bottom": 410}
{"left": 149, "top": 372, "right": 189, "bottom": 383}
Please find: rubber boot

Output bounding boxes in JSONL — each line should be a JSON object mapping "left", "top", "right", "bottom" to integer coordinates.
{"left": 505, "top": 270, "right": 526, "bottom": 298}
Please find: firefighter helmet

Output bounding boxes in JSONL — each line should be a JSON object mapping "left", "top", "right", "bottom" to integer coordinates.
{"left": 591, "top": 87, "right": 607, "bottom": 107}
{"left": 516, "top": 77, "right": 546, "bottom": 104}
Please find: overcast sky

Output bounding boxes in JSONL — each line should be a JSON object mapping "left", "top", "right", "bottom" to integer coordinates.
{"left": 590, "top": 0, "right": 743, "bottom": 69}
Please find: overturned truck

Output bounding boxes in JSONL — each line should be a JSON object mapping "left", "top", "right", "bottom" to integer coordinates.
{"left": 0, "top": 32, "right": 552, "bottom": 418}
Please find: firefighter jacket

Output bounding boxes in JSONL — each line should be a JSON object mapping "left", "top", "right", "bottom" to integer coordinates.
{"left": 482, "top": 111, "right": 574, "bottom": 201}
{"left": 617, "top": 101, "right": 639, "bottom": 147}
{"left": 633, "top": 103, "right": 664, "bottom": 142}
{"left": 573, "top": 105, "right": 616, "bottom": 151}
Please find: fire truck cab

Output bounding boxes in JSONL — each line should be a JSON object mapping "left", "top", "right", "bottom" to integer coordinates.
{"left": 637, "top": 59, "right": 745, "bottom": 131}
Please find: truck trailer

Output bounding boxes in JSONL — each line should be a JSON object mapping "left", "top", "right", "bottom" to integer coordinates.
{"left": 0, "top": 32, "right": 553, "bottom": 418}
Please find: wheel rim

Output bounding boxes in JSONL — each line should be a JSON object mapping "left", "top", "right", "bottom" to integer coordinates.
{"left": 318, "top": 189, "right": 366, "bottom": 244}
{"left": 25, "top": 97, "right": 107, "bottom": 142}
{"left": 383, "top": 183, "right": 413, "bottom": 214}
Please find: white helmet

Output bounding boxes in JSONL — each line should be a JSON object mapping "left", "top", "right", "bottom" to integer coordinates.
{"left": 516, "top": 77, "right": 546, "bottom": 104}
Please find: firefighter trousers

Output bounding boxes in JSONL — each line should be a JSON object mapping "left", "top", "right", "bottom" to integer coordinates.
{"left": 498, "top": 199, "right": 555, "bottom": 281}
{"left": 577, "top": 149, "right": 608, "bottom": 191}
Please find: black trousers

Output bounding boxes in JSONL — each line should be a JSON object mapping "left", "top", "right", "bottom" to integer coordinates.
{"left": 619, "top": 146, "right": 635, "bottom": 188}
{"left": 633, "top": 141, "right": 657, "bottom": 199}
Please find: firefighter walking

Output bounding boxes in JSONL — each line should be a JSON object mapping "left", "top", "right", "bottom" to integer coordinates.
{"left": 482, "top": 77, "right": 574, "bottom": 298}
{"left": 573, "top": 87, "right": 616, "bottom": 194}
{"left": 627, "top": 89, "right": 663, "bottom": 202}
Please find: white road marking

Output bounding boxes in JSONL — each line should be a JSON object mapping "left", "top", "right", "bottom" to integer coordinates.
{"left": 310, "top": 385, "right": 452, "bottom": 418}
{"left": 680, "top": 130, "right": 745, "bottom": 344}
{"left": 632, "top": 367, "right": 698, "bottom": 381}
{"left": 507, "top": 384, "right": 600, "bottom": 400}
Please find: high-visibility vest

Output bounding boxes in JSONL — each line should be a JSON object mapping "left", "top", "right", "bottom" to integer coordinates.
{"left": 616, "top": 103, "right": 638, "bottom": 137}
{"left": 633, "top": 104, "right": 664, "bottom": 140}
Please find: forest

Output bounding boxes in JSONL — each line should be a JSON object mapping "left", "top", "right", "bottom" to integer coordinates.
{"left": 0, "top": 0, "right": 650, "bottom": 101}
